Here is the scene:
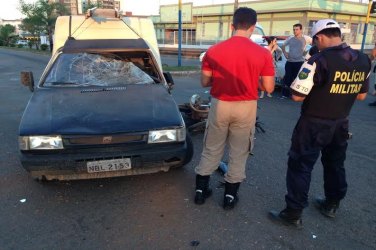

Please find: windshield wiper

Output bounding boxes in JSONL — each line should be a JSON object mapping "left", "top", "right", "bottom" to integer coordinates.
{"left": 44, "top": 81, "right": 80, "bottom": 86}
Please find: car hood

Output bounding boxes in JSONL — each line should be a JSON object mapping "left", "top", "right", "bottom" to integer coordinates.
{"left": 19, "top": 84, "right": 182, "bottom": 135}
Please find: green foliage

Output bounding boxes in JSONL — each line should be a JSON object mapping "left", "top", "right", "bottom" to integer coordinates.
{"left": 40, "top": 44, "right": 48, "bottom": 51}
{"left": 19, "top": 0, "right": 69, "bottom": 51}
{"left": 0, "top": 24, "right": 16, "bottom": 46}
{"left": 19, "top": 16, "right": 45, "bottom": 40}
{"left": 17, "top": 44, "right": 24, "bottom": 48}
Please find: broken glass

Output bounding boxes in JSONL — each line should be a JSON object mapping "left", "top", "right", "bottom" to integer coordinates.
{"left": 44, "top": 53, "right": 154, "bottom": 87}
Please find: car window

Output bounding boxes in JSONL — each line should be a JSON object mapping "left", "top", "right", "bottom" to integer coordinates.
{"left": 250, "top": 26, "right": 266, "bottom": 45}
{"left": 253, "top": 26, "right": 265, "bottom": 36}
{"left": 44, "top": 53, "right": 154, "bottom": 87}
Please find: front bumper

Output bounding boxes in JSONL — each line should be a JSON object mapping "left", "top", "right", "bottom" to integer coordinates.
{"left": 20, "top": 142, "right": 188, "bottom": 180}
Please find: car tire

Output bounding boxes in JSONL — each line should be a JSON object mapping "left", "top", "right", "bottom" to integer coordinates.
{"left": 187, "top": 121, "right": 206, "bottom": 134}
{"left": 183, "top": 133, "right": 194, "bottom": 165}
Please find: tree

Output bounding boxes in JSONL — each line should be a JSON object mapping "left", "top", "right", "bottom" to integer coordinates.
{"left": 19, "top": 16, "right": 44, "bottom": 50}
{"left": 0, "top": 24, "right": 16, "bottom": 46}
{"left": 19, "top": 0, "right": 69, "bottom": 52}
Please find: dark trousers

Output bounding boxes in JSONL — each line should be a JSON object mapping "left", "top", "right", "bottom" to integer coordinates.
{"left": 282, "top": 61, "right": 304, "bottom": 97}
{"left": 285, "top": 116, "right": 349, "bottom": 210}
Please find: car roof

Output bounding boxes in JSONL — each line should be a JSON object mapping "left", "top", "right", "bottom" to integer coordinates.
{"left": 53, "top": 11, "right": 162, "bottom": 72}
{"left": 62, "top": 39, "right": 149, "bottom": 53}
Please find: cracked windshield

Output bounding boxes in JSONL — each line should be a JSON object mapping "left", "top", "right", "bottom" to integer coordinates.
{"left": 44, "top": 53, "right": 154, "bottom": 87}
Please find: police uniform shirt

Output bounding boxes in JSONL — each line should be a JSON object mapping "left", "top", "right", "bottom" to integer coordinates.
{"left": 293, "top": 43, "right": 371, "bottom": 119}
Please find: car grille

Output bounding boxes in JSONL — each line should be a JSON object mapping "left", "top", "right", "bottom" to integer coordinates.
{"left": 63, "top": 133, "right": 147, "bottom": 146}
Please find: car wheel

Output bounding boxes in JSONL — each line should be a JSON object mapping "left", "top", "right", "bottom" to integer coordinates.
{"left": 183, "top": 133, "right": 194, "bottom": 165}
{"left": 188, "top": 121, "right": 206, "bottom": 134}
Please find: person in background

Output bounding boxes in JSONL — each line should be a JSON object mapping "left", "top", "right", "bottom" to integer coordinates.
{"left": 194, "top": 7, "right": 275, "bottom": 210}
{"left": 281, "top": 23, "right": 312, "bottom": 99}
{"left": 369, "top": 42, "right": 376, "bottom": 106}
{"left": 269, "top": 19, "right": 371, "bottom": 228}
{"left": 260, "top": 36, "right": 282, "bottom": 98}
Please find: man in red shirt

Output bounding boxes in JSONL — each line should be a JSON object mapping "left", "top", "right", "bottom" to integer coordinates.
{"left": 194, "top": 7, "right": 275, "bottom": 210}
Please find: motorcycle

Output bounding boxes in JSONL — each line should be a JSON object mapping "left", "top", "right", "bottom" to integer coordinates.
{"left": 179, "top": 92, "right": 210, "bottom": 134}
{"left": 179, "top": 92, "right": 265, "bottom": 134}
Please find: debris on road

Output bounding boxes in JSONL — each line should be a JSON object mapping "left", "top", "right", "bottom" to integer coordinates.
{"left": 190, "top": 240, "right": 200, "bottom": 247}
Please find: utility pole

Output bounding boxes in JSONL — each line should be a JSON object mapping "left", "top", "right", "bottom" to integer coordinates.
{"left": 360, "top": 0, "right": 374, "bottom": 52}
{"left": 76, "top": 0, "right": 79, "bottom": 15}
{"left": 178, "top": 0, "right": 182, "bottom": 67}
{"left": 234, "top": 0, "right": 239, "bottom": 12}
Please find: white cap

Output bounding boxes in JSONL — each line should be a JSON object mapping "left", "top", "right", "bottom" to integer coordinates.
{"left": 311, "top": 19, "right": 340, "bottom": 37}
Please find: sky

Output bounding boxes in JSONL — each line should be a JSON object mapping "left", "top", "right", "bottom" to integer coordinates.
{"left": 0, "top": 0, "right": 238, "bottom": 20}
{"left": 1, "top": 0, "right": 368, "bottom": 20}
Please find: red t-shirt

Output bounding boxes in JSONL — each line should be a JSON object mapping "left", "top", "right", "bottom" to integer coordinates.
{"left": 202, "top": 36, "right": 275, "bottom": 101}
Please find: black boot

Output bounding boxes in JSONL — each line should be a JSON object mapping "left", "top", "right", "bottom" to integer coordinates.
{"left": 268, "top": 207, "right": 303, "bottom": 229}
{"left": 223, "top": 182, "right": 240, "bottom": 210}
{"left": 194, "top": 175, "right": 212, "bottom": 205}
{"left": 315, "top": 197, "right": 340, "bottom": 218}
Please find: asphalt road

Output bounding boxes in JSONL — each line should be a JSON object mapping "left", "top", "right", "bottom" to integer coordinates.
{"left": 0, "top": 48, "right": 375, "bottom": 250}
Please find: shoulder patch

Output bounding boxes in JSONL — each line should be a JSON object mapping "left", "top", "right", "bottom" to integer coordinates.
{"left": 298, "top": 68, "right": 311, "bottom": 80}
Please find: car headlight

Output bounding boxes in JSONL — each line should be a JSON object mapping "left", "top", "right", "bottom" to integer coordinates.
{"left": 148, "top": 128, "right": 186, "bottom": 144}
{"left": 19, "top": 136, "right": 64, "bottom": 150}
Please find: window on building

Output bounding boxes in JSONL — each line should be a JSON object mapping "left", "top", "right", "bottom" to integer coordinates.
{"left": 350, "top": 23, "right": 358, "bottom": 43}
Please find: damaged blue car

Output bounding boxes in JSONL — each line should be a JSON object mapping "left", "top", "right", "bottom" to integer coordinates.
{"left": 18, "top": 10, "right": 193, "bottom": 181}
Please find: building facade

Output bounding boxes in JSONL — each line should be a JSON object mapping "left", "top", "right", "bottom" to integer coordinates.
{"left": 152, "top": 0, "right": 376, "bottom": 49}
{"left": 0, "top": 19, "right": 23, "bottom": 34}
{"left": 49, "top": 0, "right": 120, "bottom": 15}
{"left": 48, "top": 0, "right": 81, "bottom": 15}
{"left": 81, "top": 0, "right": 121, "bottom": 13}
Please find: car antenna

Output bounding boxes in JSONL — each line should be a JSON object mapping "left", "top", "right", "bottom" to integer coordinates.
{"left": 68, "top": 15, "right": 75, "bottom": 40}
{"left": 67, "top": 7, "right": 98, "bottom": 40}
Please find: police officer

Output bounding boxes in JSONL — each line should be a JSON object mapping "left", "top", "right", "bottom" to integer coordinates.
{"left": 268, "top": 19, "right": 371, "bottom": 228}
{"left": 369, "top": 42, "right": 376, "bottom": 106}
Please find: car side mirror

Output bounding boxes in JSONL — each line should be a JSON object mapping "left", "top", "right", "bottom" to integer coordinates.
{"left": 163, "top": 72, "right": 174, "bottom": 91}
{"left": 20, "top": 71, "right": 34, "bottom": 92}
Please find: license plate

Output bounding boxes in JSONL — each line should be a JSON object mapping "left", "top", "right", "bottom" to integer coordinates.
{"left": 87, "top": 158, "right": 131, "bottom": 173}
